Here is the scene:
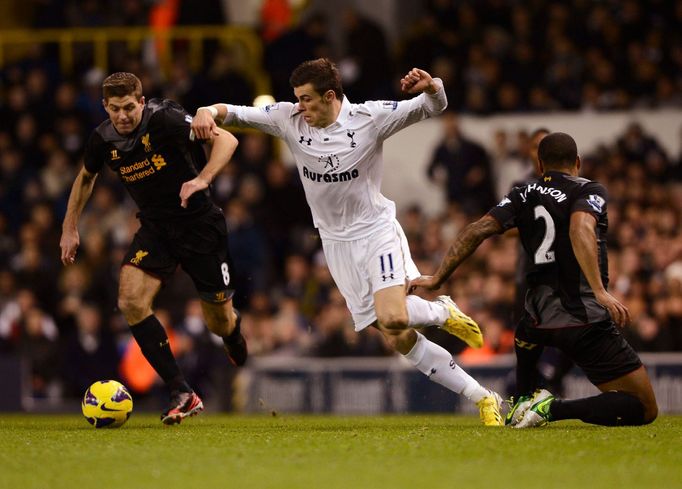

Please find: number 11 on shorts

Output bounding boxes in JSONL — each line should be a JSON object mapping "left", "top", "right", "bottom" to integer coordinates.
{"left": 380, "top": 253, "right": 394, "bottom": 282}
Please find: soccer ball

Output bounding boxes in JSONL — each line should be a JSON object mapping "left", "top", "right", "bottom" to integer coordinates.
{"left": 82, "top": 380, "right": 133, "bottom": 428}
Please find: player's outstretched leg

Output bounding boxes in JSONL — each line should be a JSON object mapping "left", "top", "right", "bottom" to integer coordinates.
{"left": 161, "top": 391, "right": 204, "bottom": 425}
{"left": 400, "top": 330, "right": 503, "bottom": 426}
{"left": 516, "top": 366, "right": 658, "bottom": 428}
{"left": 405, "top": 294, "right": 483, "bottom": 348}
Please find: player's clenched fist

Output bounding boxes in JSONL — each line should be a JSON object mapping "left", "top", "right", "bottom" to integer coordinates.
{"left": 400, "top": 68, "right": 438, "bottom": 95}
{"left": 191, "top": 107, "right": 220, "bottom": 141}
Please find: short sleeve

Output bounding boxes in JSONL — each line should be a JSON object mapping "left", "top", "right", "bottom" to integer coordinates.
{"left": 487, "top": 189, "right": 521, "bottom": 232}
{"left": 571, "top": 181, "right": 608, "bottom": 218}
{"left": 83, "top": 132, "right": 107, "bottom": 174}
{"left": 156, "top": 102, "right": 193, "bottom": 143}
{"left": 224, "top": 102, "right": 296, "bottom": 139}
{"left": 363, "top": 79, "right": 447, "bottom": 141}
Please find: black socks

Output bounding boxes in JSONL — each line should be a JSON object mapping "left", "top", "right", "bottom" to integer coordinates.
{"left": 222, "top": 308, "right": 242, "bottom": 344}
{"left": 550, "top": 391, "right": 646, "bottom": 426}
{"left": 514, "top": 330, "right": 544, "bottom": 398}
{"left": 130, "top": 315, "right": 191, "bottom": 393}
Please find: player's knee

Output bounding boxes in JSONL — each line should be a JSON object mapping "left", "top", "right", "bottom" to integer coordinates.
{"left": 625, "top": 391, "right": 658, "bottom": 425}
{"left": 376, "top": 312, "right": 408, "bottom": 332}
{"left": 118, "top": 295, "right": 148, "bottom": 323}
{"left": 642, "top": 398, "right": 658, "bottom": 425}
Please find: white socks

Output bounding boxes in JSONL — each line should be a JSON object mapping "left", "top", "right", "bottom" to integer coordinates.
{"left": 404, "top": 331, "right": 489, "bottom": 403}
{"left": 405, "top": 295, "right": 449, "bottom": 327}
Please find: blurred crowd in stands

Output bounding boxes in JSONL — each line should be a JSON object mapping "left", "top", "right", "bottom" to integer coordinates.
{"left": 1, "top": 0, "right": 682, "bottom": 403}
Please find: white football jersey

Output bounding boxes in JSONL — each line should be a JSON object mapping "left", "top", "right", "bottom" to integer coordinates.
{"left": 223, "top": 80, "right": 447, "bottom": 241}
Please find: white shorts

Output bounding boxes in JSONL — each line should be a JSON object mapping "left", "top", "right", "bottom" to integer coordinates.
{"left": 321, "top": 220, "right": 420, "bottom": 331}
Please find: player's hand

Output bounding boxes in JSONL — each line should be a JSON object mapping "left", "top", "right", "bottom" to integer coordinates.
{"left": 191, "top": 108, "right": 220, "bottom": 141}
{"left": 179, "top": 177, "right": 209, "bottom": 208}
{"left": 400, "top": 68, "right": 437, "bottom": 94}
{"left": 595, "top": 290, "right": 631, "bottom": 328}
{"left": 60, "top": 228, "right": 80, "bottom": 265}
{"left": 408, "top": 275, "right": 441, "bottom": 293}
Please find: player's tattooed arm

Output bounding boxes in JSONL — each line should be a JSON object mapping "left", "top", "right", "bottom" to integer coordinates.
{"left": 410, "top": 215, "right": 502, "bottom": 291}
{"left": 434, "top": 215, "right": 502, "bottom": 284}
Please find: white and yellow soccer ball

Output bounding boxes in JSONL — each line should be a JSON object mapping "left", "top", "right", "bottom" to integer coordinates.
{"left": 82, "top": 380, "right": 133, "bottom": 428}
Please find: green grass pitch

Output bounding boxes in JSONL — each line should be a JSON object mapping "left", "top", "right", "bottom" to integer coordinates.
{"left": 1, "top": 414, "right": 680, "bottom": 489}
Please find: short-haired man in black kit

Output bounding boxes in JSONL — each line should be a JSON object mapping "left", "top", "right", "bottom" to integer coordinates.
{"left": 506, "top": 127, "right": 575, "bottom": 425}
{"left": 60, "top": 73, "right": 246, "bottom": 425}
{"left": 411, "top": 132, "right": 658, "bottom": 427}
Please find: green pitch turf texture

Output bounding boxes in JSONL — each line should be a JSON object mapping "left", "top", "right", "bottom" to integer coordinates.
{"left": 1, "top": 414, "right": 680, "bottom": 489}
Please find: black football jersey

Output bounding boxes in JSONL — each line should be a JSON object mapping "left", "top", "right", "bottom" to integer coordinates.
{"left": 83, "top": 98, "right": 211, "bottom": 220}
{"left": 488, "top": 171, "right": 611, "bottom": 328}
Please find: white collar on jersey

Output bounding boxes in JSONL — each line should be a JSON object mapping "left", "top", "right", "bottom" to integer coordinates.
{"left": 323, "top": 96, "right": 352, "bottom": 130}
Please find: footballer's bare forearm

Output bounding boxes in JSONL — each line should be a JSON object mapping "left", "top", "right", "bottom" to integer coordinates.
{"left": 198, "top": 129, "right": 238, "bottom": 184}
{"left": 570, "top": 212, "right": 606, "bottom": 294}
{"left": 433, "top": 215, "right": 501, "bottom": 285}
{"left": 62, "top": 168, "right": 97, "bottom": 231}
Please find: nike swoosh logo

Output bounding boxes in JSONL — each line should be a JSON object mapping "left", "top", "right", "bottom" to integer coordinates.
{"left": 100, "top": 404, "right": 126, "bottom": 412}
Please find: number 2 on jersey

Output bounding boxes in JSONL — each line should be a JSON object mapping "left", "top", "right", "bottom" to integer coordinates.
{"left": 533, "top": 205, "right": 556, "bottom": 264}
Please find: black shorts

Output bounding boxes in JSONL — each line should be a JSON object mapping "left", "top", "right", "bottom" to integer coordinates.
{"left": 516, "top": 315, "right": 642, "bottom": 385}
{"left": 123, "top": 206, "right": 234, "bottom": 303}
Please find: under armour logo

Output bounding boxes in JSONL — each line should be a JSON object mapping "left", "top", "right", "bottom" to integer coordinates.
{"left": 428, "top": 368, "right": 437, "bottom": 377}
{"left": 299, "top": 135, "right": 312, "bottom": 145}
{"left": 347, "top": 130, "right": 357, "bottom": 148}
{"left": 381, "top": 274, "right": 395, "bottom": 282}
{"left": 449, "top": 359, "right": 455, "bottom": 369}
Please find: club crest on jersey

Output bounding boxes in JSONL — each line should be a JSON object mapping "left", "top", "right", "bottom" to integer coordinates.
{"left": 141, "top": 133, "right": 152, "bottom": 152}
{"left": 130, "top": 250, "right": 148, "bottom": 265}
{"left": 587, "top": 194, "right": 605, "bottom": 213}
{"left": 347, "top": 130, "right": 357, "bottom": 148}
{"left": 110, "top": 149, "right": 120, "bottom": 160}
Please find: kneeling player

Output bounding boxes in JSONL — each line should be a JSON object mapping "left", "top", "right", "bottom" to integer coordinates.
{"left": 411, "top": 132, "right": 657, "bottom": 427}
